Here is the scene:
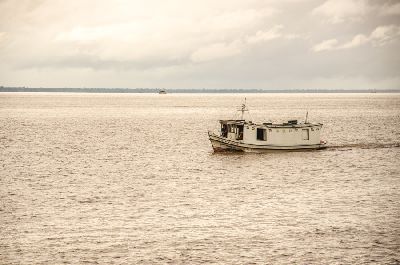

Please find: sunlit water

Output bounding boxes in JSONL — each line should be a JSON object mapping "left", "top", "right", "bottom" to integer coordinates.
{"left": 1, "top": 93, "right": 399, "bottom": 264}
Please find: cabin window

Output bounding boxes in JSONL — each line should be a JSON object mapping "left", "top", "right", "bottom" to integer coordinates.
{"left": 257, "top": 128, "right": 266, "bottom": 141}
{"left": 302, "top": 129, "right": 309, "bottom": 140}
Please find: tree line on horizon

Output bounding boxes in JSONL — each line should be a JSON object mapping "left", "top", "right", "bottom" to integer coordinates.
{"left": 0, "top": 87, "right": 396, "bottom": 93}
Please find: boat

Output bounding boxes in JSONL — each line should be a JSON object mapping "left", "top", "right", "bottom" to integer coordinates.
{"left": 158, "top": 89, "right": 167, "bottom": 94}
{"left": 208, "top": 100, "right": 327, "bottom": 152}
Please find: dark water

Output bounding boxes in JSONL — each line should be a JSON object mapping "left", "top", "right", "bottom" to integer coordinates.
{"left": 1, "top": 93, "right": 399, "bottom": 264}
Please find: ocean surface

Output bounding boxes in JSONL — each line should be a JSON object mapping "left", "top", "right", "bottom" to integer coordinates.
{"left": 0, "top": 93, "right": 399, "bottom": 264}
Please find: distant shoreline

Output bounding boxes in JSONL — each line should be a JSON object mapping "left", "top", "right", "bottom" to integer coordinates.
{"left": 0, "top": 87, "right": 399, "bottom": 93}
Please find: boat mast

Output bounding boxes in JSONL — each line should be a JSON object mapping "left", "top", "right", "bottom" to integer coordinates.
{"left": 238, "top": 98, "right": 249, "bottom": 120}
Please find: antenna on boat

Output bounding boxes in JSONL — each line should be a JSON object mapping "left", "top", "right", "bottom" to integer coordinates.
{"left": 237, "top": 98, "right": 249, "bottom": 120}
{"left": 305, "top": 110, "right": 309, "bottom": 123}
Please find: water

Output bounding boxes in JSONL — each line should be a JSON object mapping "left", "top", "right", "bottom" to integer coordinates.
{"left": 1, "top": 93, "right": 399, "bottom": 264}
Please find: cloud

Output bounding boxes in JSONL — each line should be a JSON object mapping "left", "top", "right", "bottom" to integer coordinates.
{"left": 312, "top": 0, "right": 371, "bottom": 24}
{"left": 370, "top": 25, "right": 400, "bottom": 46}
{"left": 53, "top": 22, "right": 294, "bottom": 65}
{"left": 379, "top": 2, "right": 400, "bottom": 16}
{"left": 0, "top": 32, "right": 6, "bottom": 42}
{"left": 340, "top": 34, "right": 369, "bottom": 49}
{"left": 0, "top": 0, "right": 399, "bottom": 89}
{"left": 312, "top": 39, "right": 338, "bottom": 52}
{"left": 45, "top": 5, "right": 282, "bottom": 66}
{"left": 246, "top": 25, "right": 284, "bottom": 43}
{"left": 190, "top": 25, "right": 298, "bottom": 63}
{"left": 190, "top": 41, "right": 243, "bottom": 63}
{"left": 312, "top": 0, "right": 400, "bottom": 24}
{"left": 201, "top": 8, "right": 279, "bottom": 31}
{"left": 312, "top": 25, "right": 400, "bottom": 52}
{"left": 54, "top": 7, "right": 278, "bottom": 44}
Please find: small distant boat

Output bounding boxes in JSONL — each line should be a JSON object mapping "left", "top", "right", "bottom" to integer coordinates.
{"left": 208, "top": 100, "right": 327, "bottom": 152}
{"left": 158, "top": 89, "right": 167, "bottom": 94}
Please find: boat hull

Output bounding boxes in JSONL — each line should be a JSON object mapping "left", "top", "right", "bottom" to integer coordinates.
{"left": 208, "top": 132, "right": 327, "bottom": 152}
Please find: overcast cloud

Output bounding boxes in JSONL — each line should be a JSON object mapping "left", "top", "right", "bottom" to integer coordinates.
{"left": 0, "top": 0, "right": 399, "bottom": 89}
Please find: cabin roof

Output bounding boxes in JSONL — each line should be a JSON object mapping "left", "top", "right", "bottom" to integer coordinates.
{"left": 260, "top": 123, "right": 323, "bottom": 128}
{"left": 219, "top": 119, "right": 244, "bottom": 124}
{"left": 219, "top": 119, "right": 322, "bottom": 128}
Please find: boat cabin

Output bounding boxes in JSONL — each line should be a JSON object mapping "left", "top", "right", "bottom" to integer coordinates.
{"left": 219, "top": 119, "right": 322, "bottom": 147}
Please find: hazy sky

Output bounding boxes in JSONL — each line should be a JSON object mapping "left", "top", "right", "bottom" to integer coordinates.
{"left": 0, "top": 0, "right": 399, "bottom": 89}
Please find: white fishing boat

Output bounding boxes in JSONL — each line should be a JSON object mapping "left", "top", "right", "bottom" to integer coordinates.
{"left": 208, "top": 100, "right": 327, "bottom": 152}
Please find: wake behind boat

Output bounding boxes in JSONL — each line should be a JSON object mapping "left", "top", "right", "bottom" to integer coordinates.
{"left": 208, "top": 100, "right": 327, "bottom": 152}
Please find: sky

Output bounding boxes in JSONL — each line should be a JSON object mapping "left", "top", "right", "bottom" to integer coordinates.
{"left": 0, "top": 0, "right": 399, "bottom": 90}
